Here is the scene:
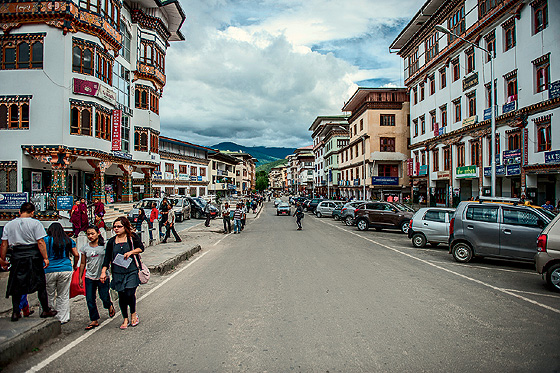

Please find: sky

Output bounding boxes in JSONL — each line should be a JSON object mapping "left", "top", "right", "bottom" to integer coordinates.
{"left": 161, "top": 0, "right": 425, "bottom": 149}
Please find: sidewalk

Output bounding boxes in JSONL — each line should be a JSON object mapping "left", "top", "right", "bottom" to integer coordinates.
{"left": 0, "top": 204, "right": 264, "bottom": 368}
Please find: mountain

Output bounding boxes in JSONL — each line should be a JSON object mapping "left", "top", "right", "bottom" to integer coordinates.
{"left": 256, "top": 159, "right": 288, "bottom": 174}
{"left": 211, "top": 142, "right": 296, "bottom": 166}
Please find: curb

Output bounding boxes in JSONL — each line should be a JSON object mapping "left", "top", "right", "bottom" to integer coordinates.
{"left": 148, "top": 245, "right": 202, "bottom": 274}
{"left": 0, "top": 318, "right": 61, "bottom": 368}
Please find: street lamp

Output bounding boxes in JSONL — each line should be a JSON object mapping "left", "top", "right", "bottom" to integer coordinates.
{"left": 435, "top": 25, "right": 496, "bottom": 197}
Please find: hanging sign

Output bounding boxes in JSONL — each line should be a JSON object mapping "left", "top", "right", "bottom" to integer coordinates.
{"left": 111, "top": 110, "right": 122, "bottom": 151}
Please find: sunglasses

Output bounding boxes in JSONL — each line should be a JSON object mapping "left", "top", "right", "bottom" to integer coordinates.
{"left": 113, "top": 225, "right": 124, "bottom": 228}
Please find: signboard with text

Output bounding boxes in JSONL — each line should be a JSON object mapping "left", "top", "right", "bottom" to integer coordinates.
{"left": 462, "top": 115, "right": 477, "bottom": 127}
{"left": 407, "top": 159, "right": 413, "bottom": 176}
{"left": 502, "top": 101, "right": 517, "bottom": 114}
{"left": 483, "top": 107, "right": 492, "bottom": 121}
{"left": 456, "top": 165, "right": 478, "bottom": 179}
{"left": 506, "top": 164, "right": 521, "bottom": 176}
{"left": 73, "top": 78, "right": 117, "bottom": 105}
{"left": 545, "top": 150, "right": 560, "bottom": 164}
{"left": 56, "top": 196, "right": 73, "bottom": 211}
{"left": 0, "top": 192, "right": 28, "bottom": 210}
{"left": 484, "top": 165, "right": 505, "bottom": 176}
{"left": 419, "top": 165, "right": 428, "bottom": 176}
{"left": 371, "top": 177, "right": 399, "bottom": 185}
{"left": 111, "top": 110, "right": 122, "bottom": 151}
{"left": 549, "top": 81, "right": 560, "bottom": 100}
{"left": 463, "top": 72, "right": 478, "bottom": 91}
{"left": 152, "top": 171, "right": 163, "bottom": 180}
{"left": 503, "top": 149, "right": 521, "bottom": 165}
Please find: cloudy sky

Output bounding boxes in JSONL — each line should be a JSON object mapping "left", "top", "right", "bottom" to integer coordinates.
{"left": 161, "top": 0, "right": 424, "bottom": 149}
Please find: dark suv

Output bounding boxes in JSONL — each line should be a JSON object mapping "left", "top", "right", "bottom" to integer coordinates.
{"left": 354, "top": 202, "right": 414, "bottom": 233}
{"left": 307, "top": 198, "right": 324, "bottom": 214}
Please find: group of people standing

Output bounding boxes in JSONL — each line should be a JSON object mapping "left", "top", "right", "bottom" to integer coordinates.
{"left": 70, "top": 198, "right": 106, "bottom": 237}
{"left": 1, "top": 203, "right": 144, "bottom": 331}
{"left": 134, "top": 197, "right": 182, "bottom": 244}
{"left": 221, "top": 197, "right": 263, "bottom": 234}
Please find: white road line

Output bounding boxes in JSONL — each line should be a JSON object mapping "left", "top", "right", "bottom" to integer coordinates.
{"left": 27, "top": 251, "right": 209, "bottom": 373}
{"left": 213, "top": 234, "right": 229, "bottom": 246}
{"left": 502, "top": 288, "right": 560, "bottom": 299}
{"left": 324, "top": 221, "right": 560, "bottom": 315}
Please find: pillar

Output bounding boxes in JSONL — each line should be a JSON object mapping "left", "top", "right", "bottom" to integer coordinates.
{"left": 122, "top": 172, "right": 133, "bottom": 202}
{"left": 92, "top": 167, "right": 105, "bottom": 201}
{"left": 50, "top": 167, "right": 67, "bottom": 209}
{"left": 143, "top": 169, "right": 153, "bottom": 198}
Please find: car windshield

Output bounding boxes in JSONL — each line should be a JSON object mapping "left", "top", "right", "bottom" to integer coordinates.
{"left": 193, "top": 198, "right": 206, "bottom": 207}
{"left": 174, "top": 199, "right": 183, "bottom": 207}
{"left": 138, "top": 199, "right": 157, "bottom": 209}
{"left": 393, "top": 203, "right": 414, "bottom": 212}
{"left": 540, "top": 209, "right": 555, "bottom": 221}
{"left": 279, "top": 202, "right": 289, "bottom": 207}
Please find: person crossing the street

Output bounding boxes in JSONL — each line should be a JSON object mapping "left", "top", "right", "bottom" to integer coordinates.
{"left": 294, "top": 202, "right": 304, "bottom": 230}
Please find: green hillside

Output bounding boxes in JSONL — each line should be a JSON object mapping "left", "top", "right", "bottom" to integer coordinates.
{"left": 256, "top": 159, "right": 288, "bottom": 174}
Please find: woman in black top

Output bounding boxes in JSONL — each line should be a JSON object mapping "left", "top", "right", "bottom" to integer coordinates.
{"left": 100, "top": 217, "right": 144, "bottom": 329}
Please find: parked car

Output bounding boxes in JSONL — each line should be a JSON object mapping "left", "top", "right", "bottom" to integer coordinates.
{"left": 535, "top": 213, "right": 560, "bottom": 292}
{"left": 169, "top": 196, "right": 192, "bottom": 222}
{"left": 291, "top": 196, "right": 307, "bottom": 205}
{"left": 276, "top": 202, "right": 291, "bottom": 216}
{"left": 340, "top": 201, "right": 368, "bottom": 226}
{"left": 306, "top": 198, "right": 324, "bottom": 213}
{"left": 128, "top": 197, "right": 189, "bottom": 223}
{"left": 187, "top": 196, "right": 218, "bottom": 219}
{"left": 408, "top": 207, "right": 455, "bottom": 247}
{"left": 332, "top": 204, "right": 344, "bottom": 221}
{"left": 449, "top": 197, "right": 553, "bottom": 263}
{"left": 315, "top": 201, "right": 344, "bottom": 218}
{"left": 354, "top": 201, "right": 414, "bottom": 233}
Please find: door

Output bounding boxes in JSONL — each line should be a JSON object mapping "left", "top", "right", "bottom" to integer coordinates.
{"left": 367, "top": 203, "right": 388, "bottom": 226}
{"left": 422, "top": 209, "right": 448, "bottom": 243}
{"left": 462, "top": 205, "right": 500, "bottom": 256}
{"left": 499, "top": 207, "right": 544, "bottom": 260}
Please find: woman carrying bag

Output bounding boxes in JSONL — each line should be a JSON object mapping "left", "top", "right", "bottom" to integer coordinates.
{"left": 100, "top": 217, "right": 144, "bottom": 330}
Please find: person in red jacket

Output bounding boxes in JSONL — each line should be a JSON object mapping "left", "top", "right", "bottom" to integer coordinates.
{"left": 149, "top": 203, "right": 158, "bottom": 242}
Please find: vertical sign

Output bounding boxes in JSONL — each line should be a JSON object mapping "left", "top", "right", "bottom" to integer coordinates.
{"left": 111, "top": 110, "right": 122, "bottom": 151}
{"left": 433, "top": 122, "right": 439, "bottom": 137}
{"left": 407, "top": 158, "right": 413, "bottom": 176}
{"left": 523, "top": 127, "right": 528, "bottom": 166}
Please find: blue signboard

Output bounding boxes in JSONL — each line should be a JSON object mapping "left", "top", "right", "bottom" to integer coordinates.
{"left": 152, "top": 171, "right": 163, "bottom": 180}
{"left": 0, "top": 192, "right": 28, "bottom": 210}
{"left": 549, "top": 81, "right": 560, "bottom": 100}
{"left": 190, "top": 176, "right": 197, "bottom": 181}
{"left": 56, "top": 196, "right": 74, "bottom": 210}
{"left": 419, "top": 165, "right": 428, "bottom": 176}
{"left": 371, "top": 177, "right": 399, "bottom": 185}
{"left": 328, "top": 169, "right": 332, "bottom": 182}
{"left": 353, "top": 178, "right": 360, "bottom": 186}
{"left": 502, "top": 101, "right": 516, "bottom": 114}
{"left": 112, "top": 151, "right": 133, "bottom": 160}
{"left": 484, "top": 165, "right": 505, "bottom": 177}
{"left": 503, "top": 149, "right": 521, "bottom": 165}
{"left": 545, "top": 150, "right": 560, "bottom": 164}
{"left": 483, "top": 108, "right": 492, "bottom": 121}
{"left": 506, "top": 164, "right": 521, "bottom": 176}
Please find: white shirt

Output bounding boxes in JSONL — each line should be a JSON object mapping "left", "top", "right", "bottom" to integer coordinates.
{"left": 1, "top": 217, "right": 47, "bottom": 245}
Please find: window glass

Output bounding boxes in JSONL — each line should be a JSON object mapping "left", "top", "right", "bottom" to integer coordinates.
{"left": 502, "top": 208, "right": 540, "bottom": 227}
{"left": 424, "top": 210, "right": 446, "bottom": 222}
{"left": 465, "top": 206, "right": 498, "bottom": 223}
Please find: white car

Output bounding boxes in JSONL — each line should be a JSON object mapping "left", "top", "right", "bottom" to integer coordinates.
{"left": 274, "top": 198, "right": 282, "bottom": 207}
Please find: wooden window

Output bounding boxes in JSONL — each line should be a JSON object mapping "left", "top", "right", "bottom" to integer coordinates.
{"left": 413, "top": 119, "right": 418, "bottom": 137}
{"left": 150, "top": 132, "right": 159, "bottom": 153}
{"left": 95, "top": 109, "right": 111, "bottom": 140}
{"left": 420, "top": 115, "right": 425, "bottom": 135}
{"left": 487, "top": 135, "right": 500, "bottom": 164}
{"left": 503, "top": 19, "right": 516, "bottom": 51}
{"left": 537, "top": 120, "right": 551, "bottom": 152}
{"left": 425, "top": 32, "right": 439, "bottom": 62}
{"left": 432, "top": 148, "right": 439, "bottom": 172}
{"left": 380, "top": 114, "right": 395, "bottom": 126}
{"left": 440, "top": 105, "right": 447, "bottom": 127}
{"left": 121, "top": 116, "right": 130, "bottom": 152}
{"left": 0, "top": 99, "right": 30, "bottom": 130}
{"left": 452, "top": 58, "right": 460, "bottom": 81}
{"left": 534, "top": 54, "right": 550, "bottom": 93}
{"left": 467, "top": 93, "right": 476, "bottom": 117}
{"left": 453, "top": 99, "right": 461, "bottom": 122}
{"left": 179, "top": 165, "right": 188, "bottom": 174}
{"left": 72, "top": 44, "right": 94, "bottom": 75}
{"left": 360, "top": 118, "right": 363, "bottom": 131}
{"left": 470, "top": 140, "right": 480, "bottom": 166}
{"left": 456, "top": 143, "right": 465, "bottom": 167}
{"left": 533, "top": 0, "right": 548, "bottom": 34}
{"left": 421, "top": 151, "right": 426, "bottom": 165}
{"left": 429, "top": 75, "right": 435, "bottom": 95}
{"left": 430, "top": 110, "right": 436, "bottom": 132}
{"left": 378, "top": 164, "right": 398, "bottom": 177}
{"left": 95, "top": 49, "right": 113, "bottom": 85}
{"left": 466, "top": 48, "right": 475, "bottom": 73}
{"left": 380, "top": 138, "right": 395, "bottom": 152}
{"left": 439, "top": 67, "right": 447, "bottom": 89}
{"left": 447, "top": 3, "right": 465, "bottom": 42}
{"left": 485, "top": 30, "right": 495, "bottom": 62}
{"left": 191, "top": 166, "right": 198, "bottom": 176}
{"left": 134, "top": 127, "right": 148, "bottom": 152}
{"left": 79, "top": 0, "right": 99, "bottom": 12}
{"left": 200, "top": 167, "right": 206, "bottom": 177}
{"left": 0, "top": 34, "right": 44, "bottom": 70}
{"left": 443, "top": 147, "right": 451, "bottom": 171}
{"left": 135, "top": 86, "right": 149, "bottom": 110}
{"left": 478, "top": 0, "right": 504, "bottom": 18}
{"left": 70, "top": 103, "right": 92, "bottom": 136}
{"left": 165, "top": 163, "right": 174, "bottom": 173}
{"left": 505, "top": 72, "right": 518, "bottom": 102}
{"left": 139, "top": 40, "right": 165, "bottom": 73}
{"left": 419, "top": 84, "right": 425, "bottom": 101}
{"left": 408, "top": 48, "right": 419, "bottom": 76}
{"left": 508, "top": 132, "right": 520, "bottom": 150}
{"left": 150, "top": 91, "right": 159, "bottom": 114}
{"left": 413, "top": 86, "right": 418, "bottom": 105}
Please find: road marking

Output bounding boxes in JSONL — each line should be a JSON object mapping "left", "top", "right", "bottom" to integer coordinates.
{"left": 502, "top": 288, "right": 560, "bottom": 299}
{"left": 213, "top": 234, "right": 229, "bottom": 246}
{"left": 324, "top": 220, "right": 560, "bottom": 315}
{"left": 27, "top": 251, "right": 210, "bottom": 373}
{"left": 425, "top": 259, "right": 535, "bottom": 274}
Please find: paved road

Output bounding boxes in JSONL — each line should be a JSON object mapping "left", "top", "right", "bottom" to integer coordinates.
{"left": 6, "top": 201, "right": 560, "bottom": 372}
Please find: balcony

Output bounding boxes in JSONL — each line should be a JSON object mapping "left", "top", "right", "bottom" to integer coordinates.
{"left": 136, "top": 62, "right": 166, "bottom": 89}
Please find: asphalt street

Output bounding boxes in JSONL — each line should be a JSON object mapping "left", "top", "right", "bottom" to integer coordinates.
{"left": 5, "top": 200, "right": 560, "bottom": 372}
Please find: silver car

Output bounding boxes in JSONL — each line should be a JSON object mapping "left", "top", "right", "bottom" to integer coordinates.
{"left": 408, "top": 207, "right": 455, "bottom": 247}
{"left": 535, "top": 212, "right": 560, "bottom": 292}
{"left": 340, "top": 201, "right": 368, "bottom": 226}
{"left": 315, "top": 201, "right": 344, "bottom": 218}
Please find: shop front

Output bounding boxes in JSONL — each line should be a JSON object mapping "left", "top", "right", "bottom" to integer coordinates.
{"left": 456, "top": 165, "right": 478, "bottom": 201}
{"left": 434, "top": 170, "right": 451, "bottom": 206}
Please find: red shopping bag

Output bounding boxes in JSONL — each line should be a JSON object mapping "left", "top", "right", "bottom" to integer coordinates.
{"left": 70, "top": 269, "right": 86, "bottom": 298}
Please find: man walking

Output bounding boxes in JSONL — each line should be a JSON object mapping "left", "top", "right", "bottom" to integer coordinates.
{"left": 162, "top": 209, "right": 182, "bottom": 243}
{"left": 294, "top": 202, "right": 304, "bottom": 230}
{"left": 233, "top": 203, "right": 243, "bottom": 234}
{"left": 0, "top": 202, "right": 57, "bottom": 321}
{"left": 222, "top": 203, "right": 231, "bottom": 234}
{"left": 159, "top": 197, "right": 170, "bottom": 238}
{"left": 204, "top": 201, "right": 212, "bottom": 227}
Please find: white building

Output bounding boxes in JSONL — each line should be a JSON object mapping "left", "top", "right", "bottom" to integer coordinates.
{"left": 390, "top": 0, "right": 559, "bottom": 205}
{"left": 0, "top": 0, "right": 185, "bottom": 209}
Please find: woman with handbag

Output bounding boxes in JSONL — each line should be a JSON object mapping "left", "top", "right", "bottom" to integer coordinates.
{"left": 100, "top": 217, "right": 144, "bottom": 330}
{"left": 44, "top": 222, "right": 79, "bottom": 324}
{"left": 79, "top": 225, "right": 115, "bottom": 330}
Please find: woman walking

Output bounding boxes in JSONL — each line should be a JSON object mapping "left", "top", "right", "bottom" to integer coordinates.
{"left": 100, "top": 217, "right": 144, "bottom": 329}
{"left": 79, "top": 225, "right": 115, "bottom": 330}
{"left": 135, "top": 208, "right": 148, "bottom": 233}
{"left": 222, "top": 203, "right": 231, "bottom": 234}
{"left": 44, "top": 222, "right": 79, "bottom": 323}
{"left": 149, "top": 202, "right": 158, "bottom": 242}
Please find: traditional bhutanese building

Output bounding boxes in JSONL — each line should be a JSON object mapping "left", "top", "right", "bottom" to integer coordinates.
{"left": 0, "top": 0, "right": 185, "bottom": 211}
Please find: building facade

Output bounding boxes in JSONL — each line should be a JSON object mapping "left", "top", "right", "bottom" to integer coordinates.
{"left": 391, "top": 0, "right": 559, "bottom": 206}
{"left": 338, "top": 88, "right": 411, "bottom": 201}
{"left": 208, "top": 152, "right": 239, "bottom": 197}
{"left": 0, "top": 0, "right": 185, "bottom": 209}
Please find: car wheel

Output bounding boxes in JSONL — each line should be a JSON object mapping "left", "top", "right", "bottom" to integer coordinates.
{"left": 452, "top": 242, "right": 473, "bottom": 263}
{"left": 345, "top": 216, "right": 354, "bottom": 226}
{"left": 194, "top": 211, "right": 201, "bottom": 219}
{"left": 412, "top": 233, "right": 427, "bottom": 248}
{"left": 400, "top": 221, "right": 410, "bottom": 234}
{"left": 177, "top": 214, "right": 183, "bottom": 223}
{"left": 356, "top": 219, "right": 369, "bottom": 231}
{"left": 545, "top": 263, "right": 560, "bottom": 292}
{"left": 333, "top": 215, "right": 340, "bottom": 221}
{"left": 316, "top": 212, "right": 322, "bottom": 218}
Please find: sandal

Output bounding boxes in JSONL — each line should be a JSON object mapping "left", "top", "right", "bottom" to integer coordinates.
{"left": 108, "top": 305, "right": 116, "bottom": 318}
{"left": 85, "top": 322, "right": 99, "bottom": 330}
{"left": 120, "top": 322, "right": 130, "bottom": 330}
{"left": 131, "top": 315, "right": 139, "bottom": 327}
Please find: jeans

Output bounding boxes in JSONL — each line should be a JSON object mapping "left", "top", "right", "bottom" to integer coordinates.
{"left": 85, "top": 277, "right": 112, "bottom": 321}
{"left": 233, "top": 219, "right": 242, "bottom": 233}
{"left": 223, "top": 217, "right": 231, "bottom": 233}
{"left": 45, "top": 271, "right": 72, "bottom": 323}
{"left": 148, "top": 221, "right": 153, "bottom": 240}
{"left": 163, "top": 224, "right": 181, "bottom": 242}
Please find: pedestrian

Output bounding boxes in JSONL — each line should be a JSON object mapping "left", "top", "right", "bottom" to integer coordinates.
{"left": 222, "top": 203, "right": 231, "bottom": 234}
{"left": 93, "top": 198, "right": 105, "bottom": 218}
{"left": 71, "top": 198, "right": 89, "bottom": 237}
{"left": 542, "top": 200, "right": 554, "bottom": 211}
{"left": 79, "top": 225, "right": 115, "bottom": 330}
{"left": 162, "top": 209, "right": 182, "bottom": 243}
{"left": 251, "top": 200, "right": 257, "bottom": 214}
{"left": 0, "top": 202, "right": 57, "bottom": 321}
{"left": 159, "top": 197, "right": 170, "bottom": 238}
{"left": 135, "top": 208, "right": 148, "bottom": 233}
{"left": 204, "top": 201, "right": 212, "bottom": 227}
{"left": 241, "top": 201, "right": 247, "bottom": 231}
{"left": 100, "top": 217, "right": 143, "bottom": 329}
{"left": 294, "top": 202, "right": 304, "bottom": 230}
{"left": 149, "top": 202, "right": 158, "bottom": 242}
{"left": 94, "top": 213, "right": 106, "bottom": 230}
{"left": 44, "top": 222, "right": 79, "bottom": 324}
{"left": 233, "top": 204, "right": 243, "bottom": 234}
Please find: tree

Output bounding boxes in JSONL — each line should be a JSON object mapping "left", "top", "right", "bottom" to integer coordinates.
{"left": 255, "top": 174, "right": 268, "bottom": 191}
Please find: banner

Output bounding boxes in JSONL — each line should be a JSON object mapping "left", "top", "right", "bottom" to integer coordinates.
{"left": 73, "top": 78, "right": 117, "bottom": 105}
{"left": 111, "top": 110, "right": 121, "bottom": 151}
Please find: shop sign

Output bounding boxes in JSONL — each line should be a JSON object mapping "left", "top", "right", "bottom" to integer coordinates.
{"left": 433, "top": 122, "right": 439, "bottom": 137}
{"left": 371, "top": 177, "right": 399, "bottom": 185}
{"left": 545, "top": 150, "right": 560, "bottom": 164}
{"left": 506, "top": 164, "right": 521, "bottom": 176}
{"left": 111, "top": 110, "right": 121, "bottom": 151}
{"left": 503, "top": 149, "right": 521, "bottom": 165}
{"left": 164, "top": 172, "right": 174, "bottom": 180}
{"left": 56, "top": 196, "right": 73, "bottom": 211}
{"left": 456, "top": 165, "right": 477, "bottom": 178}
{"left": 549, "top": 80, "right": 560, "bottom": 100}
{"left": 483, "top": 107, "right": 492, "bottom": 121}
{"left": 198, "top": 176, "right": 203, "bottom": 181}
{"left": 190, "top": 176, "right": 197, "bottom": 181}
{"left": 0, "top": 192, "right": 28, "bottom": 210}
{"left": 152, "top": 171, "right": 163, "bottom": 180}
{"left": 73, "top": 78, "right": 117, "bottom": 106}
{"left": 415, "top": 162, "right": 420, "bottom": 176}
{"left": 419, "top": 165, "right": 428, "bottom": 176}
{"left": 407, "top": 159, "right": 413, "bottom": 176}
{"left": 463, "top": 72, "right": 478, "bottom": 91}
{"left": 436, "top": 171, "right": 450, "bottom": 179}
{"left": 31, "top": 171, "right": 42, "bottom": 192}
{"left": 523, "top": 128, "right": 528, "bottom": 165}
{"left": 353, "top": 178, "right": 360, "bottom": 186}
{"left": 438, "top": 127, "right": 445, "bottom": 136}
{"left": 227, "top": 184, "right": 236, "bottom": 190}
{"left": 112, "top": 150, "right": 132, "bottom": 160}
{"left": 462, "top": 115, "right": 477, "bottom": 127}
{"left": 484, "top": 165, "right": 505, "bottom": 176}
{"left": 502, "top": 101, "right": 517, "bottom": 114}
{"left": 177, "top": 173, "right": 189, "bottom": 181}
